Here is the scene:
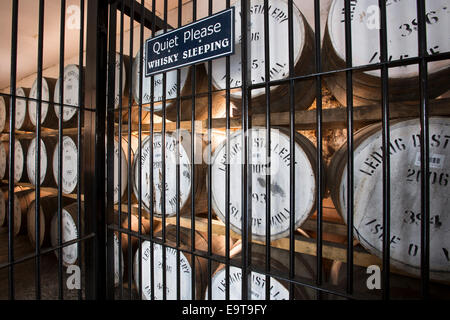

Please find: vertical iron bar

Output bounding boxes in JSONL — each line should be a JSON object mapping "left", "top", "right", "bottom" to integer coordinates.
{"left": 162, "top": 0, "right": 168, "bottom": 301}
{"left": 207, "top": 0, "right": 213, "bottom": 301}
{"left": 344, "top": 0, "right": 354, "bottom": 295}
{"left": 137, "top": 0, "right": 146, "bottom": 301}
{"left": 176, "top": 0, "right": 182, "bottom": 301}
{"left": 77, "top": 0, "right": 85, "bottom": 301}
{"left": 117, "top": 0, "right": 125, "bottom": 299}
{"left": 127, "top": 0, "right": 134, "bottom": 299}
{"left": 314, "top": 0, "right": 323, "bottom": 300}
{"left": 190, "top": 0, "right": 197, "bottom": 301}
{"left": 106, "top": 1, "right": 118, "bottom": 300}
{"left": 287, "top": 0, "right": 296, "bottom": 300}
{"left": 225, "top": 0, "right": 231, "bottom": 301}
{"left": 417, "top": 0, "right": 430, "bottom": 299}
{"left": 34, "top": 0, "right": 45, "bottom": 299}
{"left": 84, "top": 0, "right": 109, "bottom": 299}
{"left": 7, "top": 0, "right": 19, "bottom": 301}
{"left": 149, "top": 0, "right": 156, "bottom": 301}
{"left": 263, "top": 0, "right": 271, "bottom": 301}
{"left": 378, "top": 0, "right": 391, "bottom": 301}
{"left": 240, "top": 0, "right": 252, "bottom": 300}
{"left": 57, "top": 0, "right": 67, "bottom": 300}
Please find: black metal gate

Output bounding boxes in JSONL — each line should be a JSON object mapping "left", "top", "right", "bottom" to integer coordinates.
{"left": 1, "top": 0, "right": 449, "bottom": 301}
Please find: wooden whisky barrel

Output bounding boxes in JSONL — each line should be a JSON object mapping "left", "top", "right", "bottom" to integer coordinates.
{"left": 118, "top": 211, "right": 152, "bottom": 255}
{"left": 323, "top": 0, "right": 450, "bottom": 107}
{"left": 52, "top": 135, "right": 78, "bottom": 194}
{"left": 15, "top": 87, "right": 33, "bottom": 131}
{"left": 5, "top": 189, "right": 36, "bottom": 236}
{"left": 1, "top": 138, "right": 30, "bottom": 183}
{"left": 27, "top": 196, "right": 60, "bottom": 247}
{"left": 132, "top": 132, "right": 207, "bottom": 217}
{"left": 0, "top": 143, "right": 6, "bottom": 180}
{"left": 0, "top": 96, "right": 7, "bottom": 133}
{"left": 210, "top": 127, "right": 317, "bottom": 241}
{"left": 205, "top": 242, "right": 318, "bottom": 300}
{"left": 0, "top": 89, "right": 33, "bottom": 132}
{"left": 28, "top": 76, "right": 59, "bottom": 129}
{"left": 0, "top": 190, "right": 5, "bottom": 226}
{"left": 112, "top": 232, "right": 125, "bottom": 287}
{"left": 50, "top": 201, "right": 83, "bottom": 266}
{"left": 133, "top": 225, "right": 228, "bottom": 300}
{"left": 106, "top": 135, "right": 139, "bottom": 204}
{"left": 132, "top": 30, "right": 209, "bottom": 121}
{"left": 327, "top": 117, "right": 450, "bottom": 281}
{"left": 107, "top": 52, "right": 130, "bottom": 109}
{"left": 0, "top": 186, "right": 36, "bottom": 229}
{"left": 26, "top": 136, "right": 57, "bottom": 188}
{"left": 53, "top": 64, "right": 83, "bottom": 128}
{"left": 208, "top": 0, "right": 316, "bottom": 114}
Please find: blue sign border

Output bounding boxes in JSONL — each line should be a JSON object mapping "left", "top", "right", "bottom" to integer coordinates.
{"left": 144, "top": 7, "right": 235, "bottom": 77}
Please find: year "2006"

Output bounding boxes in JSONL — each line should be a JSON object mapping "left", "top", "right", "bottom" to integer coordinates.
{"left": 406, "top": 169, "right": 449, "bottom": 186}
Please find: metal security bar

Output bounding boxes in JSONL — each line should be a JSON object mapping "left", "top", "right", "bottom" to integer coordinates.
{"left": 1, "top": 0, "right": 449, "bottom": 301}
{"left": 99, "top": 0, "right": 450, "bottom": 301}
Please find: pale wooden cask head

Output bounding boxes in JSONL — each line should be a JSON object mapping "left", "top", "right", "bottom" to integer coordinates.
{"left": 28, "top": 77, "right": 53, "bottom": 127}
{"left": 13, "top": 140, "right": 25, "bottom": 183}
{"left": 113, "top": 232, "right": 124, "bottom": 287}
{"left": 132, "top": 133, "right": 196, "bottom": 217}
{"left": 210, "top": 127, "right": 317, "bottom": 241}
{"left": 332, "top": 117, "right": 450, "bottom": 281}
{"left": 26, "top": 137, "right": 48, "bottom": 186}
{"left": 106, "top": 135, "right": 139, "bottom": 204}
{"left": 53, "top": 64, "right": 80, "bottom": 123}
{"left": 52, "top": 136, "right": 78, "bottom": 194}
{"left": 206, "top": 265, "right": 290, "bottom": 300}
{"left": 209, "top": 0, "right": 304, "bottom": 97}
{"left": 324, "top": 0, "right": 450, "bottom": 106}
{"left": 134, "top": 240, "right": 194, "bottom": 300}
{"left": 15, "top": 87, "right": 28, "bottom": 130}
{"left": 327, "top": 0, "right": 450, "bottom": 79}
{"left": 107, "top": 52, "right": 128, "bottom": 109}
{"left": 1, "top": 140, "right": 25, "bottom": 183}
{"left": 50, "top": 206, "right": 79, "bottom": 266}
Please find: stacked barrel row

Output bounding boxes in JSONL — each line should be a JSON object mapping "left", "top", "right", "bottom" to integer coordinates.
{"left": 0, "top": 190, "right": 124, "bottom": 287}
{"left": 126, "top": 0, "right": 450, "bottom": 299}
{"left": 0, "top": 0, "right": 448, "bottom": 299}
